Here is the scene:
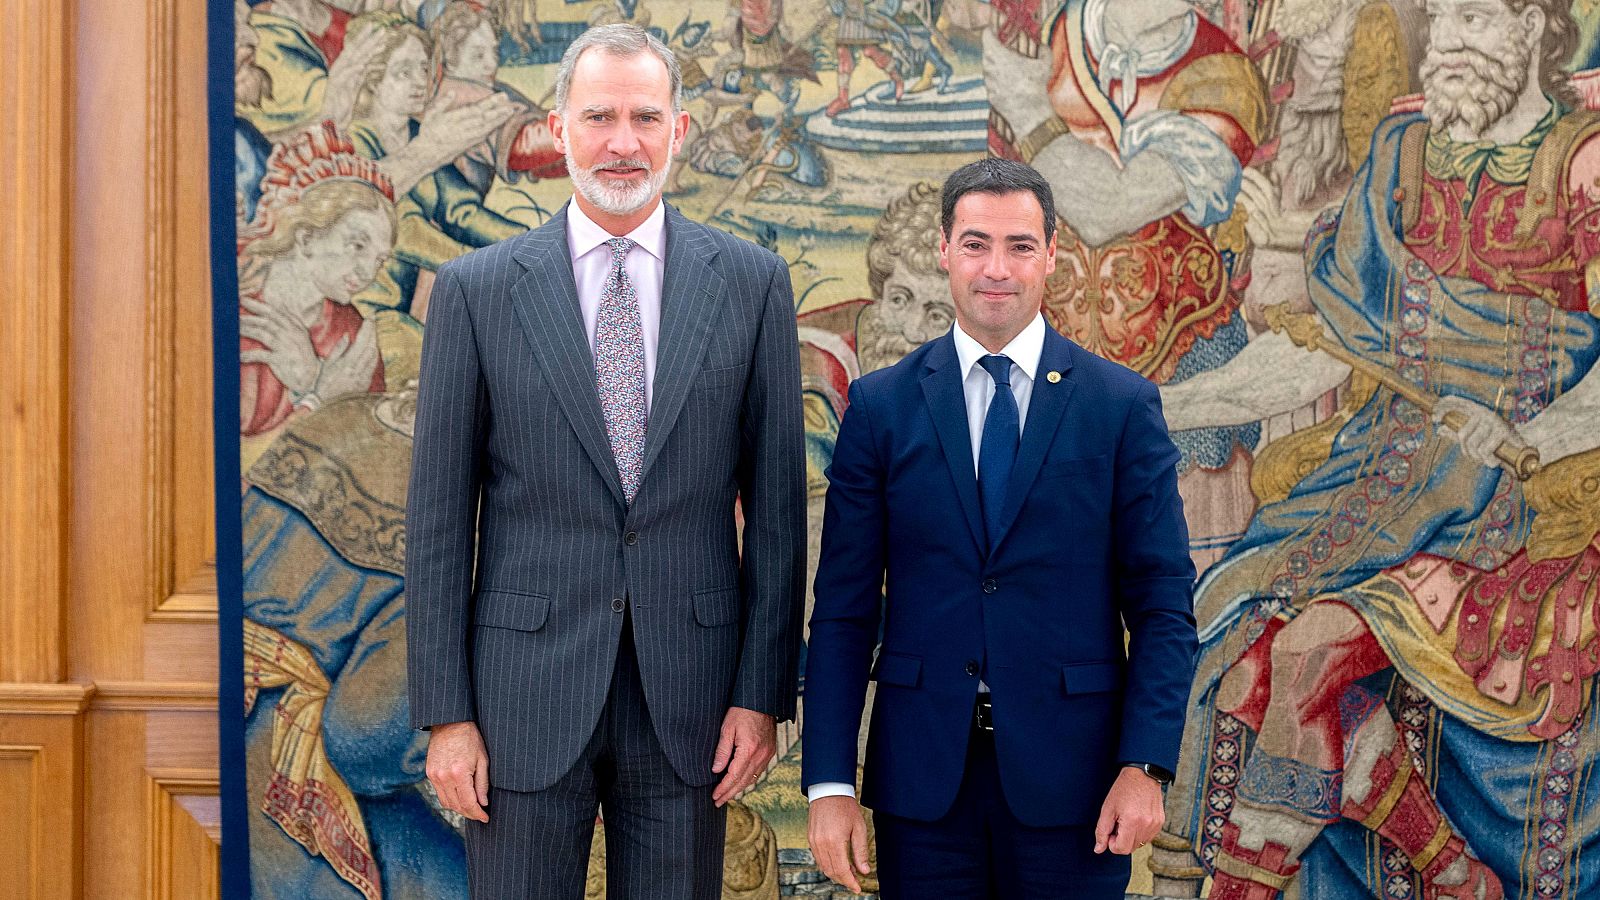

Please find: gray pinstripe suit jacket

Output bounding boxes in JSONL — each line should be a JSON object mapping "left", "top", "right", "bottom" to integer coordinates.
{"left": 405, "top": 202, "right": 806, "bottom": 793}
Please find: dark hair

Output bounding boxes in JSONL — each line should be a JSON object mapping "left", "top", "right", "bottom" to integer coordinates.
{"left": 1505, "top": 0, "right": 1580, "bottom": 109}
{"left": 940, "top": 157, "right": 1057, "bottom": 244}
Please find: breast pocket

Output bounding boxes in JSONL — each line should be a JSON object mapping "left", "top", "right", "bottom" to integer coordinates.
{"left": 695, "top": 363, "right": 748, "bottom": 393}
{"left": 1036, "top": 454, "right": 1111, "bottom": 484}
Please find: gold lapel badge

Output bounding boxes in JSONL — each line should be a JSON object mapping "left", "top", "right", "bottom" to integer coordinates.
{"left": 1046, "top": 371, "right": 1062, "bottom": 384}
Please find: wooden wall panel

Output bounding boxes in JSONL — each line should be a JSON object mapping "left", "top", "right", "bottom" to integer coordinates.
{"left": 9, "top": 0, "right": 227, "bottom": 894}
{"left": 146, "top": 0, "right": 218, "bottom": 625}
{"left": 0, "top": 747, "right": 43, "bottom": 898}
{"left": 147, "top": 771, "right": 222, "bottom": 900}
{"left": 0, "top": 686, "right": 92, "bottom": 900}
{"left": 1, "top": 0, "right": 72, "bottom": 688}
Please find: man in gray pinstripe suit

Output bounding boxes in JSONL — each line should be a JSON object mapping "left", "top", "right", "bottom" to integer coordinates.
{"left": 405, "top": 24, "right": 806, "bottom": 899}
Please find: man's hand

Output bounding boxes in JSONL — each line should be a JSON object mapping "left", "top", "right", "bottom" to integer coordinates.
{"left": 322, "top": 25, "right": 387, "bottom": 128}
{"left": 239, "top": 296, "right": 321, "bottom": 396}
{"left": 710, "top": 706, "right": 776, "bottom": 807}
{"left": 311, "top": 318, "right": 381, "bottom": 403}
{"left": 1094, "top": 767, "right": 1165, "bottom": 854}
{"left": 808, "top": 794, "right": 871, "bottom": 892}
{"left": 425, "top": 721, "right": 490, "bottom": 823}
{"left": 1433, "top": 395, "right": 1520, "bottom": 471}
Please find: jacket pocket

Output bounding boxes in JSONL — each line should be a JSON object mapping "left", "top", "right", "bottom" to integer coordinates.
{"left": 693, "top": 586, "right": 740, "bottom": 626}
{"left": 1061, "top": 661, "right": 1123, "bottom": 695}
{"left": 1037, "top": 454, "right": 1112, "bottom": 481}
{"left": 474, "top": 590, "right": 551, "bottom": 632}
{"left": 871, "top": 653, "right": 923, "bottom": 688}
{"left": 696, "top": 363, "right": 748, "bottom": 391}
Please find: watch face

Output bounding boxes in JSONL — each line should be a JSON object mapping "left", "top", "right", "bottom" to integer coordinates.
{"left": 1136, "top": 763, "right": 1172, "bottom": 784}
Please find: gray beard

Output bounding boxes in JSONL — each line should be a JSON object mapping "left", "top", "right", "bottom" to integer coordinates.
{"left": 567, "top": 151, "right": 671, "bottom": 217}
{"left": 1275, "top": 0, "right": 1349, "bottom": 41}
{"left": 1421, "top": 42, "right": 1530, "bottom": 135}
{"left": 1277, "top": 105, "right": 1350, "bottom": 207}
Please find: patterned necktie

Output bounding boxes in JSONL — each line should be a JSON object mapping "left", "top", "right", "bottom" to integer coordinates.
{"left": 978, "top": 354, "right": 1019, "bottom": 549}
{"left": 594, "top": 237, "right": 647, "bottom": 503}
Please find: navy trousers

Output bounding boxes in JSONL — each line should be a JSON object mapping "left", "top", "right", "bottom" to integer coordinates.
{"left": 872, "top": 728, "right": 1131, "bottom": 900}
{"left": 464, "top": 615, "right": 725, "bottom": 899}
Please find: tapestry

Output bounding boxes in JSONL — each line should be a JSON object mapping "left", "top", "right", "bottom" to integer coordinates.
{"left": 216, "top": 0, "right": 1600, "bottom": 897}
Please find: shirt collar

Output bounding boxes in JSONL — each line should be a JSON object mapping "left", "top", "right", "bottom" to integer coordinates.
{"left": 566, "top": 198, "right": 667, "bottom": 262}
{"left": 952, "top": 314, "right": 1046, "bottom": 383}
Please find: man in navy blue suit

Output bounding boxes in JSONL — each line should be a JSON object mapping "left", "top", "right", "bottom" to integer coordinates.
{"left": 802, "top": 158, "right": 1198, "bottom": 898}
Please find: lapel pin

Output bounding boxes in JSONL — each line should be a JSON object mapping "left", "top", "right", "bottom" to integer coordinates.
{"left": 1047, "top": 371, "right": 1062, "bottom": 384}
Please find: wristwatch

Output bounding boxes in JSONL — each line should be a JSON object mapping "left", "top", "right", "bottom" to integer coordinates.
{"left": 1126, "top": 762, "right": 1174, "bottom": 785}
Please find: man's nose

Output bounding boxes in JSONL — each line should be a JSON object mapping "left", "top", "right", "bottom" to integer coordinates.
{"left": 607, "top": 121, "right": 642, "bottom": 156}
{"left": 981, "top": 247, "right": 1012, "bottom": 281}
{"left": 1429, "top": 20, "right": 1462, "bottom": 52}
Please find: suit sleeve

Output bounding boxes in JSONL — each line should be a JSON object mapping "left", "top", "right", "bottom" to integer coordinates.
{"left": 404, "top": 262, "right": 487, "bottom": 729}
{"left": 800, "top": 378, "right": 887, "bottom": 789}
{"left": 1110, "top": 380, "right": 1198, "bottom": 774}
{"left": 730, "top": 257, "right": 808, "bottom": 721}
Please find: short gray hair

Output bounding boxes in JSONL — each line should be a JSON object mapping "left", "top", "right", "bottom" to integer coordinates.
{"left": 553, "top": 24, "right": 682, "bottom": 115}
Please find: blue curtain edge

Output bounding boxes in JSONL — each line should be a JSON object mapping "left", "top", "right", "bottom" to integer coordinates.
{"left": 205, "top": 0, "right": 251, "bottom": 894}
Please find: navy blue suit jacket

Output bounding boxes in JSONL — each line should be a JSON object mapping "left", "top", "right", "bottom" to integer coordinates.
{"left": 802, "top": 324, "right": 1198, "bottom": 827}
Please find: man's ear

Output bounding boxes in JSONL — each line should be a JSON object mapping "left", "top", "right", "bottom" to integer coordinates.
{"left": 938, "top": 233, "right": 950, "bottom": 271}
{"left": 672, "top": 108, "right": 691, "bottom": 155}
{"left": 548, "top": 108, "right": 567, "bottom": 154}
{"left": 1523, "top": 5, "right": 1546, "bottom": 52}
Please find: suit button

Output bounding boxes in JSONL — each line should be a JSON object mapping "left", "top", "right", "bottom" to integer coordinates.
{"left": 982, "top": 578, "right": 998, "bottom": 594}
{"left": 624, "top": 531, "right": 639, "bottom": 545}
{"left": 611, "top": 598, "right": 625, "bottom": 613}
{"left": 965, "top": 660, "right": 980, "bottom": 676}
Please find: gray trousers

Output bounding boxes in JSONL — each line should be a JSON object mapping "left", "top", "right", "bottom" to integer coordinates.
{"left": 465, "top": 616, "right": 726, "bottom": 899}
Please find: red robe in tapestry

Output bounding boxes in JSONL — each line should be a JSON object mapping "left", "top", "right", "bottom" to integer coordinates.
{"left": 993, "top": 7, "right": 1263, "bottom": 384}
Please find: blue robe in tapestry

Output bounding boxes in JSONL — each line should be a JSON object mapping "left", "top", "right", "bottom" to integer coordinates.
{"left": 1172, "top": 112, "right": 1600, "bottom": 899}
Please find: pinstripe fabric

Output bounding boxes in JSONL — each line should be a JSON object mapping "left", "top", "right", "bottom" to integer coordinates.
{"left": 405, "top": 201, "right": 804, "bottom": 887}
{"left": 465, "top": 619, "right": 725, "bottom": 900}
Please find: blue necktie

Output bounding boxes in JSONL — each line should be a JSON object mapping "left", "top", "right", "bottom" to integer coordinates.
{"left": 978, "top": 354, "right": 1019, "bottom": 550}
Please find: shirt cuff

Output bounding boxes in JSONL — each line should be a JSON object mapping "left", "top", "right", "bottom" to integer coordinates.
{"left": 806, "top": 782, "right": 857, "bottom": 802}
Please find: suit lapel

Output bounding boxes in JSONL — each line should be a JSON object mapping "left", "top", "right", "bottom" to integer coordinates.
{"left": 509, "top": 206, "right": 628, "bottom": 506}
{"left": 920, "top": 334, "right": 986, "bottom": 556}
{"left": 989, "top": 329, "right": 1077, "bottom": 554}
{"left": 638, "top": 205, "right": 724, "bottom": 482}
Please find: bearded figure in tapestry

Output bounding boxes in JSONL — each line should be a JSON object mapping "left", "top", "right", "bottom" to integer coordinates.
{"left": 1151, "top": 0, "right": 1600, "bottom": 897}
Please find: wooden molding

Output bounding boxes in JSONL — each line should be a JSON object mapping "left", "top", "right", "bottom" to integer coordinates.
{"left": 0, "top": 0, "right": 73, "bottom": 683}
{"left": 0, "top": 713, "right": 85, "bottom": 899}
{"left": 0, "top": 682, "right": 96, "bottom": 716}
{"left": 0, "top": 746, "right": 44, "bottom": 899}
{"left": 145, "top": 0, "right": 218, "bottom": 625}
{"left": 93, "top": 681, "right": 218, "bottom": 712}
{"left": 146, "top": 769, "right": 221, "bottom": 899}
{"left": 0, "top": 681, "right": 222, "bottom": 715}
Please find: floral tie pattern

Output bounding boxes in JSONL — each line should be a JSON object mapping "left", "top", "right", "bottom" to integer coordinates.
{"left": 594, "top": 237, "right": 647, "bottom": 502}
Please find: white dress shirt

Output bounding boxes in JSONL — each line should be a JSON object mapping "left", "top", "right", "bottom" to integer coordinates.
{"left": 567, "top": 198, "right": 667, "bottom": 412}
{"left": 807, "top": 314, "right": 1049, "bottom": 803}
